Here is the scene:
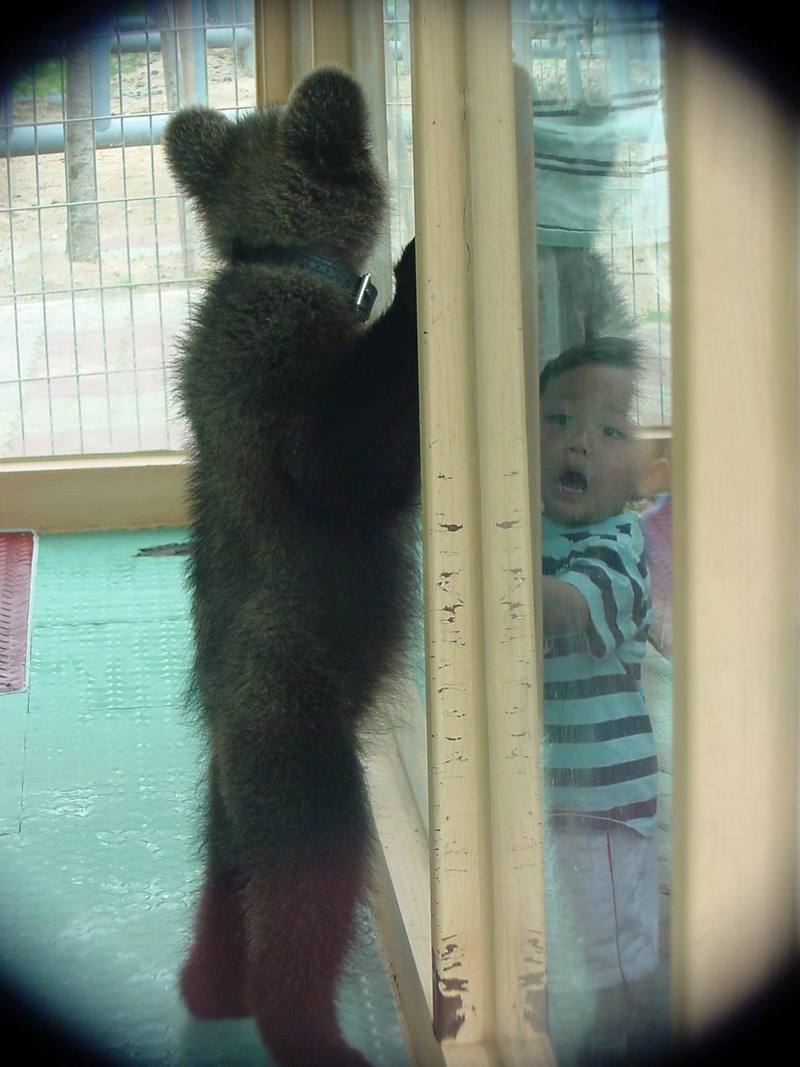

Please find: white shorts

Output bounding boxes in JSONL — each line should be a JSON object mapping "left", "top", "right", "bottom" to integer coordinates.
{"left": 545, "top": 821, "right": 659, "bottom": 993}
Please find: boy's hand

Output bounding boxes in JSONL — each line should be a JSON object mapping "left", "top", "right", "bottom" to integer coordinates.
{"left": 541, "top": 576, "right": 590, "bottom": 635}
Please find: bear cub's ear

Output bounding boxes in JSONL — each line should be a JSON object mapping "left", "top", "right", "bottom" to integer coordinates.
{"left": 164, "top": 106, "right": 232, "bottom": 205}
{"left": 281, "top": 66, "right": 371, "bottom": 178}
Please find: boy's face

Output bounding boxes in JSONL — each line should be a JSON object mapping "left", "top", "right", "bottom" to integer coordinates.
{"left": 539, "top": 362, "right": 641, "bottom": 526}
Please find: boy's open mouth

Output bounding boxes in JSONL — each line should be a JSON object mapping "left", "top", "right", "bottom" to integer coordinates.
{"left": 557, "top": 469, "right": 588, "bottom": 496}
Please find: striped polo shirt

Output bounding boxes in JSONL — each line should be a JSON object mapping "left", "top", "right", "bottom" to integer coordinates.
{"left": 542, "top": 511, "right": 658, "bottom": 837}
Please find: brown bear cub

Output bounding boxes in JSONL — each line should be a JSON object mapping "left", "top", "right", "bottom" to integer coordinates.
{"left": 164, "top": 68, "right": 419, "bottom": 1067}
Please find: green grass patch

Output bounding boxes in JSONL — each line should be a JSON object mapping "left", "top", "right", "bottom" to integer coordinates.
{"left": 13, "top": 58, "right": 65, "bottom": 101}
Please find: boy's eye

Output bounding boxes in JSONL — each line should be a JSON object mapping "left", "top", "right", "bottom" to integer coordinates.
{"left": 603, "top": 425, "right": 627, "bottom": 439}
{"left": 544, "top": 413, "right": 570, "bottom": 427}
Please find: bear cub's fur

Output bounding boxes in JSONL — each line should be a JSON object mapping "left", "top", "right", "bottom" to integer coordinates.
{"left": 164, "top": 68, "right": 419, "bottom": 1067}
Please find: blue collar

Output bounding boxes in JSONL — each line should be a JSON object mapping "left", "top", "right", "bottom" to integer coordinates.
{"left": 230, "top": 241, "right": 378, "bottom": 322}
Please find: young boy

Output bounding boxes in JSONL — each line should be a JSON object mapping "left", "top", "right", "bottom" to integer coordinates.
{"left": 538, "top": 337, "right": 669, "bottom": 1064}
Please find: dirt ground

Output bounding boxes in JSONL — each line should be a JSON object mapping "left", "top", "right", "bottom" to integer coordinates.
{"left": 2, "top": 49, "right": 254, "bottom": 298}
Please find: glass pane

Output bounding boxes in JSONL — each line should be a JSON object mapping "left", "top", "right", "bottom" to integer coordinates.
{"left": 383, "top": 0, "right": 428, "bottom": 831}
{"left": 384, "top": 0, "right": 415, "bottom": 265}
{"left": 513, "top": 0, "right": 673, "bottom": 1061}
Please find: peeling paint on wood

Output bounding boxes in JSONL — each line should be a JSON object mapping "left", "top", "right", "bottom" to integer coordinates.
{"left": 523, "top": 986, "right": 548, "bottom": 1031}
{"left": 521, "top": 932, "right": 548, "bottom": 1030}
{"left": 433, "top": 941, "right": 468, "bottom": 1040}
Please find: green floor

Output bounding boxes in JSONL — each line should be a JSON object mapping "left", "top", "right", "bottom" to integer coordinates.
{"left": 0, "top": 529, "right": 411, "bottom": 1067}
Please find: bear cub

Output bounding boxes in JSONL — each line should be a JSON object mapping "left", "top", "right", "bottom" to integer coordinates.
{"left": 164, "top": 67, "right": 419, "bottom": 1067}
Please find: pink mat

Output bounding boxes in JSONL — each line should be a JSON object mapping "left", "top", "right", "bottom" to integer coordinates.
{"left": 0, "top": 531, "right": 35, "bottom": 693}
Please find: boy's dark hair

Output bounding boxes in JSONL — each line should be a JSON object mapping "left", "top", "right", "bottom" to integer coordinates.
{"left": 539, "top": 336, "right": 643, "bottom": 398}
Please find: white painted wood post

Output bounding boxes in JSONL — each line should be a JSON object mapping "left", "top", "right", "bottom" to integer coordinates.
{"left": 411, "top": 1, "right": 553, "bottom": 1062}
{"left": 665, "top": 20, "right": 799, "bottom": 1039}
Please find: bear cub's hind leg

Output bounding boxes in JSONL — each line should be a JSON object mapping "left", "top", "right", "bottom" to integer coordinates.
{"left": 244, "top": 848, "right": 372, "bottom": 1067}
{"left": 180, "top": 761, "right": 250, "bottom": 1020}
{"left": 179, "top": 867, "right": 250, "bottom": 1020}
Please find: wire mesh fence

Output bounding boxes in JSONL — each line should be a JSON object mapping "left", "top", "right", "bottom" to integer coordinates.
{"left": 0, "top": 0, "right": 255, "bottom": 458}
{"left": 383, "top": 0, "right": 414, "bottom": 268}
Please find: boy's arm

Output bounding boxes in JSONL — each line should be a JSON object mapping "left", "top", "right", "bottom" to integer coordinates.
{"left": 541, "top": 575, "right": 590, "bottom": 635}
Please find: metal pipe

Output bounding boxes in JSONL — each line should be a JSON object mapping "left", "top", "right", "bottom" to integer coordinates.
{"left": 109, "top": 27, "right": 252, "bottom": 54}
{"left": 0, "top": 107, "right": 250, "bottom": 158}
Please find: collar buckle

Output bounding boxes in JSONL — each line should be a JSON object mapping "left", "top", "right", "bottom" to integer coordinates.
{"left": 354, "top": 272, "right": 376, "bottom": 322}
